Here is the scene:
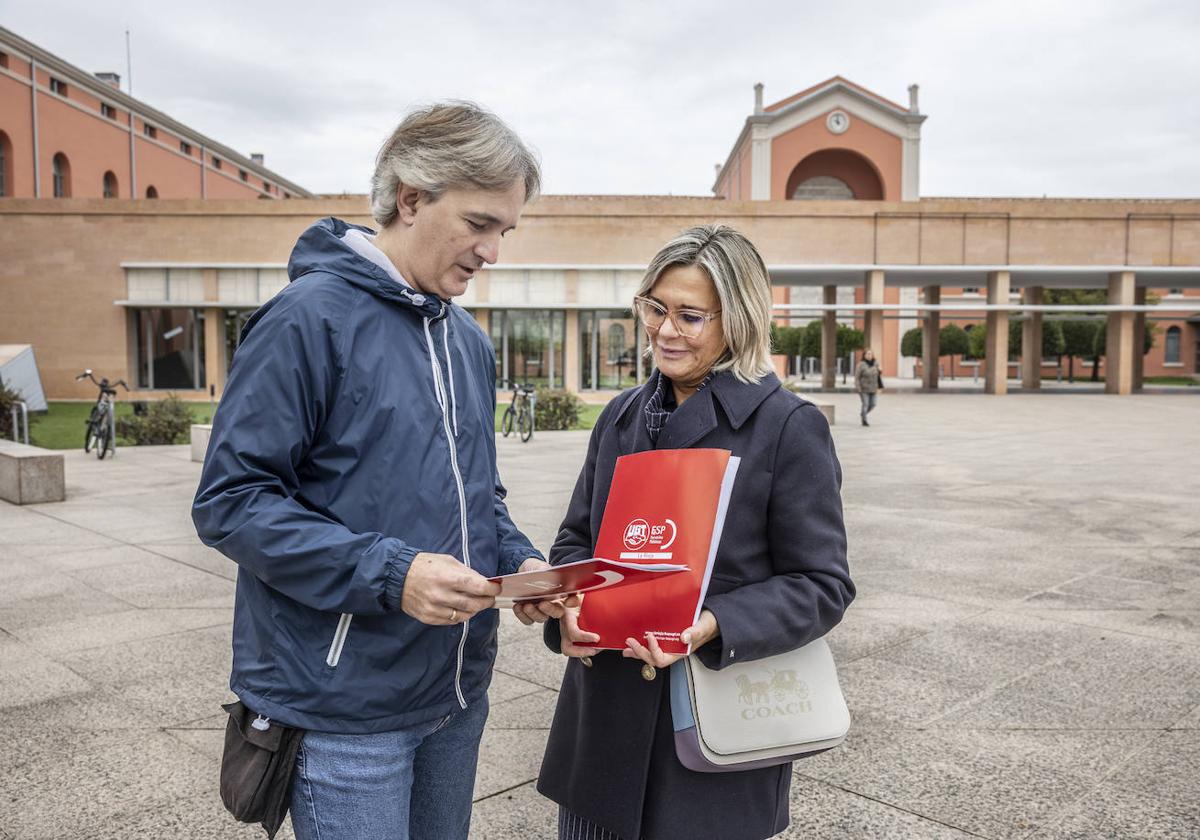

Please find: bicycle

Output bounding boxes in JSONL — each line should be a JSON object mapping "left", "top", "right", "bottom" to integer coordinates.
{"left": 500, "top": 380, "right": 536, "bottom": 443}
{"left": 76, "top": 369, "right": 128, "bottom": 459}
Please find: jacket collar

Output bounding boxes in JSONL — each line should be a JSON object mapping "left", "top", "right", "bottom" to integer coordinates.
{"left": 615, "top": 368, "right": 781, "bottom": 449}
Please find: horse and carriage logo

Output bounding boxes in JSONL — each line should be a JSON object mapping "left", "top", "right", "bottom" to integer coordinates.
{"left": 735, "top": 669, "right": 813, "bottom": 719}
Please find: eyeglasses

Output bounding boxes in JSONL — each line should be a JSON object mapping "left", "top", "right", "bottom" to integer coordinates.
{"left": 633, "top": 296, "right": 721, "bottom": 340}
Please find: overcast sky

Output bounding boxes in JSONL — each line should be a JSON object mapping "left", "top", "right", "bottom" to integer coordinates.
{"left": 5, "top": 0, "right": 1198, "bottom": 198}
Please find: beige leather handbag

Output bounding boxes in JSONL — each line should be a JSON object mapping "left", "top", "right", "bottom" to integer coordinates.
{"left": 670, "top": 637, "right": 850, "bottom": 772}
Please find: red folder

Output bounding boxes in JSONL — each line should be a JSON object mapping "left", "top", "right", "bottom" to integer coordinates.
{"left": 490, "top": 557, "right": 687, "bottom": 608}
{"left": 578, "top": 448, "right": 740, "bottom": 655}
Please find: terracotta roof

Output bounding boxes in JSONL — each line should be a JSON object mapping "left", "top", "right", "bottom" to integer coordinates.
{"left": 764, "top": 76, "right": 908, "bottom": 115}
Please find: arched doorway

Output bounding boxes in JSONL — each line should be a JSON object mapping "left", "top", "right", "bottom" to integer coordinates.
{"left": 102, "top": 170, "right": 119, "bottom": 199}
{"left": 52, "top": 152, "right": 71, "bottom": 197}
{"left": 0, "top": 131, "right": 12, "bottom": 197}
{"left": 786, "top": 149, "right": 884, "bottom": 200}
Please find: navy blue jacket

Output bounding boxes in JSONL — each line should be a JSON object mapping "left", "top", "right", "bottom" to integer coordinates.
{"left": 192, "top": 217, "right": 542, "bottom": 733}
{"left": 538, "top": 370, "right": 853, "bottom": 840}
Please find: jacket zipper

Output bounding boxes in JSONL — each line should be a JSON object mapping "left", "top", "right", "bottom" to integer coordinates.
{"left": 427, "top": 312, "right": 472, "bottom": 709}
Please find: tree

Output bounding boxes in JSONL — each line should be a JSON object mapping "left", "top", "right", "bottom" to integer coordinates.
{"left": 938, "top": 324, "right": 969, "bottom": 379}
{"left": 1060, "top": 320, "right": 1100, "bottom": 383}
{"left": 771, "top": 325, "right": 804, "bottom": 375}
{"left": 800, "top": 321, "right": 823, "bottom": 361}
{"left": 901, "top": 327, "right": 923, "bottom": 358}
{"left": 1042, "top": 320, "right": 1066, "bottom": 359}
{"left": 965, "top": 320, "right": 1022, "bottom": 360}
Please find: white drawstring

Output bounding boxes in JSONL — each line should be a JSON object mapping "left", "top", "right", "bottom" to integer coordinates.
{"left": 423, "top": 318, "right": 446, "bottom": 412}
{"left": 441, "top": 317, "right": 459, "bottom": 437}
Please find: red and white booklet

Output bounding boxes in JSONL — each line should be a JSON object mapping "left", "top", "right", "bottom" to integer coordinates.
{"left": 491, "top": 557, "right": 687, "bottom": 608}
{"left": 578, "top": 448, "right": 740, "bottom": 655}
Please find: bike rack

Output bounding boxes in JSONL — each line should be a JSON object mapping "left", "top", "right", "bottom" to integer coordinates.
{"left": 9, "top": 401, "right": 29, "bottom": 445}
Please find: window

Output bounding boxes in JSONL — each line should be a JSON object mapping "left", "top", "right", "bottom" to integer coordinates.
{"left": 283, "top": 192, "right": 291, "bottom": 199}
{"left": 581, "top": 309, "right": 642, "bottom": 390}
{"left": 1168, "top": 288, "right": 1183, "bottom": 297}
{"left": 180, "top": 141, "right": 192, "bottom": 155}
{"left": 962, "top": 287, "right": 980, "bottom": 295}
{"left": 1165, "top": 326, "right": 1181, "bottom": 364}
{"left": 144, "top": 124, "right": 157, "bottom": 139}
{"left": 102, "top": 170, "right": 118, "bottom": 198}
{"left": 145, "top": 185, "right": 158, "bottom": 199}
{"left": 212, "top": 156, "right": 222, "bottom": 170}
{"left": 132, "top": 308, "right": 207, "bottom": 390}
{"left": 0, "top": 131, "right": 11, "bottom": 197}
{"left": 0, "top": 52, "right": 9, "bottom": 70}
{"left": 101, "top": 103, "right": 117, "bottom": 120}
{"left": 239, "top": 169, "right": 248, "bottom": 182}
{"left": 52, "top": 152, "right": 70, "bottom": 197}
{"left": 263, "top": 181, "right": 271, "bottom": 193}
{"left": 49, "top": 77, "right": 67, "bottom": 96}
{"left": 490, "top": 310, "right": 567, "bottom": 389}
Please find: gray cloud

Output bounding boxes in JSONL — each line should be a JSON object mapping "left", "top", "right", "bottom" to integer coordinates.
{"left": 6, "top": 0, "right": 1198, "bottom": 197}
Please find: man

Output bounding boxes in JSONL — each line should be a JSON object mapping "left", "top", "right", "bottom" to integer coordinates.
{"left": 193, "top": 102, "right": 560, "bottom": 839}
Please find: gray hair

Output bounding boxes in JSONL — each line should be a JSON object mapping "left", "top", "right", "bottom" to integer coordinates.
{"left": 636, "top": 224, "right": 775, "bottom": 383}
{"left": 370, "top": 101, "right": 541, "bottom": 228}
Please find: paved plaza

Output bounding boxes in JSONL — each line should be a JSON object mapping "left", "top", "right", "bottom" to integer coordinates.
{"left": 1, "top": 391, "right": 1198, "bottom": 839}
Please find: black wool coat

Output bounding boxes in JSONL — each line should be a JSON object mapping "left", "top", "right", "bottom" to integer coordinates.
{"left": 537, "top": 369, "right": 854, "bottom": 840}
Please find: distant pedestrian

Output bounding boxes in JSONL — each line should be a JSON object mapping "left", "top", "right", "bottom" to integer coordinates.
{"left": 855, "top": 348, "right": 884, "bottom": 426}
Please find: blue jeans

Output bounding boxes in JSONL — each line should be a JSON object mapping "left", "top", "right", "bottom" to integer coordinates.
{"left": 289, "top": 697, "right": 489, "bottom": 840}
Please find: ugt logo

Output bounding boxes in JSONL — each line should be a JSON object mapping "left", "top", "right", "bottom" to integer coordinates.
{"left": 623, "top": 519, "right": 649, "bottom": 550}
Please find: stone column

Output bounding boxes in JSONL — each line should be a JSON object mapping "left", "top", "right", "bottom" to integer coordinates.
{"left": 1106, "top": 271, "right": 1136, "bottom": 395}
{"left": 1021, "top": 286, "right": 1044, "bottom": 390}
{"left": 1133, "top": 286, "right": 1146, "bottom": 392}
{"left": 922, "top": 285, "right": 940, "bottom": 390}
{"left": 821, "top": 285, "right": 837, "bottom": 389}
{"left": 864, "top": 270, "right": 885, "bottom": 359}
{"left": 204, "top": 307, "right": 223, "bottom": 398}
{"left": 564, "top": 309, "right": 581, "bottom": 394}
{"left": 201, "top": 270, "right": 224, "bottom": 398}
{"left": 985, "top": 270, "right": 1011, "bottom": 395}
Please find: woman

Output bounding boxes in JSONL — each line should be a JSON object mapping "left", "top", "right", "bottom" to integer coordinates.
{"left": 854, "top": 349, "right": 884, "bottom": 426}
{"left": 536, "top": 225, "right": 854, "bottom": 840}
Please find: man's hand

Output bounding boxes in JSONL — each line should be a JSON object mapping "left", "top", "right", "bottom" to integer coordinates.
{"left": 511, "top": 558, "right": 573, "bottom": 625}
{"left": 559, "top": 594, "right": 600, "bottom": 658}
{"left": 622, "top": 609, "right": 719, "bottom": 669}
{"left": 401, "top": 552, "right": 501, "bottom": 625}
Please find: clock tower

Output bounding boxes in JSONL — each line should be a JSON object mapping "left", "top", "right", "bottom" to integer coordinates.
{"left": 713, "top": 77, "right": 926, "bottom": 202}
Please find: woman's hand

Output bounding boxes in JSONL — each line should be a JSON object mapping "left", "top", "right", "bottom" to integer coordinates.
{"left": 622, "top": 609, "right": 719, "bottom": 669}
{"left": 510, "top": 558, "right": 573, "bottom": 625}
{"left": 559, "top": 594, "right": 601, "bottom": 658}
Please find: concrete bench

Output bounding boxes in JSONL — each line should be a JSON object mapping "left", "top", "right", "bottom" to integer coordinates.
{"left": 0, "top": 439, "right": 66, "bottom": 504}
{"left": 190, "top": 424, "right": 213, "bottom": 463}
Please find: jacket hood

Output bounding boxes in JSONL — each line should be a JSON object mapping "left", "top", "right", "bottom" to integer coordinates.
{"left": 287, "top": 217, "right": 447, "bottom": 319}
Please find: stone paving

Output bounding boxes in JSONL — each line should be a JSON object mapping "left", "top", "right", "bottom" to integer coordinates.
{"left": 0, "top": 390, "right": 1198, "bottom": 838}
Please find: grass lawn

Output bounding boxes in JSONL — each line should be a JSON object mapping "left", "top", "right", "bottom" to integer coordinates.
{"left": 1144, "top": 375, "right": 1198, "bottom": 386}
{"left": 27, "top": 398, "right": 604, "bottom": 450}
{"left": 492, "top": 401, "right": 605, "bottom": 432}
{"left": 30, "top": 401, "right": 217, "bottom": 450}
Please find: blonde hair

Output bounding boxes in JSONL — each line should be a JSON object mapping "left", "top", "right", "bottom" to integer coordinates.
{"left": 636, "top": 225, "right": 774, "bottom": 383}
{"left": 370, "top": 101, "right": 541, "bottom": 228}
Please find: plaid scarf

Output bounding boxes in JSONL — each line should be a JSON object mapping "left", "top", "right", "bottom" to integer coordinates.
{"left": 644, "top": 372, "right": 713, "bottom": 445}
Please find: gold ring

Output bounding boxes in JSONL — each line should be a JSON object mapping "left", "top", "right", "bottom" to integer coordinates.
{"left": 449, "top": 609, "right": 458, "bottom": 623}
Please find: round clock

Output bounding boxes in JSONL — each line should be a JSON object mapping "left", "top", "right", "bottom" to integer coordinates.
{"left": 826, "top": 110, "right": 850, "bottom": 135}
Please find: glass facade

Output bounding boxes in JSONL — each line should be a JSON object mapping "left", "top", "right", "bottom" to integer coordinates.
{"left": 133, "top": 308, "right": 206, "bottom": 390}
{"left": 490, "top": 309, "right": 566, "bottom": 388}
{"left": 581, "top": 309, "right": 642, "bottom": 390}
{"left": 225, "top": 309, "right": 255, "bottom": 372}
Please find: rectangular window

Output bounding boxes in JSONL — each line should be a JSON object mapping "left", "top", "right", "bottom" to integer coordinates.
{"left": 490, "top": 310, "right": 567, "bottom": 390}
{"left": 263, "top": 181, "right": 271, "bottom": 193}
{"left": 580, "top": 309, "right": 641, "bottom": 390}
{"left": 212, "top": 156, "right": 222, "bottom": 170}
{"left": 239, "top": 169, "right": 248, "bottom": 182}
{"left": 49, "top": 77, "right": 67, "bottom": 96}
{"left": 144, "top": 124, "right": 157, "bottom": 139}
{"left": 180, "top": 140, "right": 192, "bottom": 155}
{"left": 132, "top": 308, "right": 206, "bottom": 390}
{"left": 101, "top": 103, "right": 117, "bottom": 119}
{"left": 0, "top": 52, "right": 9, "bottom": 70}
